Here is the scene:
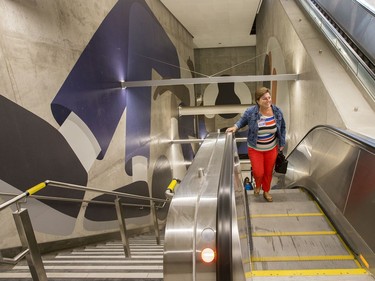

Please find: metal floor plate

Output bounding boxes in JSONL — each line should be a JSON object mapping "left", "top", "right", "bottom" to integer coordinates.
{"left": 246, "top": 188, "right": 375, "bottom": 281}
{"left": 252, "top": 235, "right": 353, "bottom": 257}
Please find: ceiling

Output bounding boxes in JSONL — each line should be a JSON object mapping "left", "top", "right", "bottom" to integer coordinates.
{"left": 160, "top": 0, "right": 263, "bottom": 49}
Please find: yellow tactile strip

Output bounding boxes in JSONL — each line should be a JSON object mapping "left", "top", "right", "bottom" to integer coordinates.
{"left": 252, "top": 230, "right": 337, "bottom": 236}
{"left": 246, "top": 268, "right": 368, "bottom": 277}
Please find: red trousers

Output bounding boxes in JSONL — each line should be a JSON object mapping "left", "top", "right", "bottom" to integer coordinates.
{"left": 248, "top": 146, "right": 278, "bottom": 192}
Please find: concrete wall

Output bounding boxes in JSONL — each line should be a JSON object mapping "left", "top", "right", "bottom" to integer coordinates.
{"left": 194, "top": 47, "right": 255, "bottom": 150}
{"left": 257, "top": 0, "right": 375, "bottom": 151}
{"left": 0, "top": 0, "right": 195, "bottom": 249}
{"left": 194, "top": 46, "right": 257, "bottom": 96}
{"left": 0, "top": 0, "right": 116, "bottom": 119}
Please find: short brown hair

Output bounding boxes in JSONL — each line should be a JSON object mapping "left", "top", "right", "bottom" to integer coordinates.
{"left": 255, "top": 87, "right": 270, "bottom": 102}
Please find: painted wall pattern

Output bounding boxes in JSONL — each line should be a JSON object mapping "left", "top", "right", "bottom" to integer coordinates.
{"left": 0, "top": 0, "right": 195, "bottom": 248}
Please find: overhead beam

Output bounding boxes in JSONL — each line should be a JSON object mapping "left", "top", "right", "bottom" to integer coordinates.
{"left": 179, "top": 104, "right": 250, "bottom": 116}
{"left": 169, "top": 137, "right": 247, "bottom": 144}
{"left": 120, "top": 74, "right": 299, "bottom": 88}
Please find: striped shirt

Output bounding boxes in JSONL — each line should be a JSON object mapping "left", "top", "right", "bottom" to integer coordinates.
{"left": 251, "top": 115, "right": 277, "bottom": 151}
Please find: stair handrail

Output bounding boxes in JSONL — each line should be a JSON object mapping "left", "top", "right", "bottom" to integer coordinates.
{"left": 0, "top": 191, "right": 155, "bottom": 208}
{"left": 0, "top": 182, "right": 48, "bottom": 281}
{"left": 1, "top": 180, "right": 167, "bottom": 246}
{"left": 0, "top": 182, "right": 46, "bottom": 212}
{"left": 0, "top": 179, "right": 169, "bottom": 280}
{"left": 1, "top": 180, "right": 168, "bottom": 212}
{"left": 44, "top": 179, "right": 167, "bottom": 203}
{"left": 44, "top": 180, "right": 167, "bottom": 246}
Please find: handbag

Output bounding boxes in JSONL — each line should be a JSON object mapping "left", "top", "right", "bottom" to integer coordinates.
{"left": 275, "top": 151, "right": 288, "bottom": 174}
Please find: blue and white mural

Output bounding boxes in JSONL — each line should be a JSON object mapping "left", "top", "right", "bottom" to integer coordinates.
{"left": 0, "top": 0, "right": 195, "bottom": 241}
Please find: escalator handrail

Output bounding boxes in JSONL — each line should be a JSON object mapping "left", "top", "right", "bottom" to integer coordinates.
{"left": 286, "top": 125, "right": 375, "bottom": 158}
{"left": 216, "top": 133, "right": 234, "bottom": 281}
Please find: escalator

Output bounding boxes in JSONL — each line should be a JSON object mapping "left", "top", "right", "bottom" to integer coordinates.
{"left": 164, "top": 126, "right": 375, "bottom": 280}
{"left": 247, "top": 126, "right": 375, "bottom": 280}
{"left": 247, "top": 188, "right": 370, "bottom": 279}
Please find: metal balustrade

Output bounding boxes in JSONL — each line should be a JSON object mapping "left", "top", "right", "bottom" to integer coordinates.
{"left": 0, "top": 180, "right": 168, "bottom": 281}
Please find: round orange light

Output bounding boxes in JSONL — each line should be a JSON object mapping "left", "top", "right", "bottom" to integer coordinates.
{"left": 201, "top": 247, "right": 215, "bottom": 263}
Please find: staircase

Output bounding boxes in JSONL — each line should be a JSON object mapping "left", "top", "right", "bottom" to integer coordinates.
{"left": 0, "top": 233, "right": 163, "bottom": 280}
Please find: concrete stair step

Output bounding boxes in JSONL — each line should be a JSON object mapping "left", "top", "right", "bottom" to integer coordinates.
{"left": 0, "top": 234, "right": 163, "bottom": 280}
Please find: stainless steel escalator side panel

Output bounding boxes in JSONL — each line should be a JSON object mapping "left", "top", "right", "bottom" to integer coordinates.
{"left": 164, "top": 133, "right": 225, "bottom": 281}
{"left": 345, "top": 149, "right": 375, "bottom": 253}
{"left": 285, "top": 128, "right": 359, "bottom": 211}
{"left": 164, "top": 132, "right": 251, "bottom": 281}
{"left": 284, "top": 126, "right": 375, "bottom": 274}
